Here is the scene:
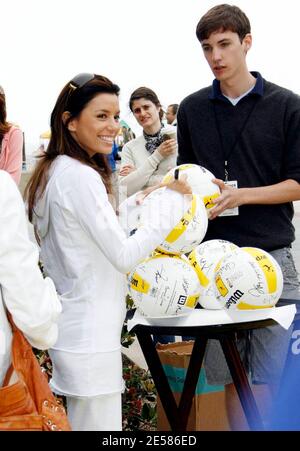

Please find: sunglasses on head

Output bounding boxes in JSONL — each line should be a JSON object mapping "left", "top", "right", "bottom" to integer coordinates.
{"left": 69, "top": 73, "right": 95, "bottom": 92}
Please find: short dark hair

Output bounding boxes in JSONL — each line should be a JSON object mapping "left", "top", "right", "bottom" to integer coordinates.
{"left": 168, "top": 104, "right": 179, "bottom": 115}
{"left": 129, "top": 87, "right": 164, "bottom": 121}
{"left": 196, "top": 4, "right": 251, "bottom": 43}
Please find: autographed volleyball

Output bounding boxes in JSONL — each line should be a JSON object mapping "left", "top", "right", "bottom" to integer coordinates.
{"left": 128, "top": 254, "right": 201, "bottom": 317}
{"left": 188, "top": 240, "right": 238, "bottom": 309}
{"left": 213, "top": 247, "right": 283, "bottom": 310}
{"left": 118, "top": 192, "right": 142, "bottom": 237}
{"left": 162, "top": 164, "right": 220, "bottom": 209}
{"left": 139, "top": 187, "right": 208, "bottom": 255}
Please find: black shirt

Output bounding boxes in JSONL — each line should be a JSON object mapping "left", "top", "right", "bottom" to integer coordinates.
{"left": 177, "top": 73, "right": 300, "bottom": 250}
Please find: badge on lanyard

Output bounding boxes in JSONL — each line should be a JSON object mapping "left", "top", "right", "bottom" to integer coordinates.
{"left": 213, "top": 99, "right": 259, "bottom": 219}
{"left": 219, "top": 180, "right": 239, "bottom": 217}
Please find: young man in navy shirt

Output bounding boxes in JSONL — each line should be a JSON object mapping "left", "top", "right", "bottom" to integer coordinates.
{"left": 177, "top": 4, "right": 300, "bottom": 430}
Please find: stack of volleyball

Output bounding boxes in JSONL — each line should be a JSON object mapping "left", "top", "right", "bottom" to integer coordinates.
{"left": 126, "top": 164, "right": 218, "bottom": 317}
{"left": 124, "top": 163, "right": 283, "bottom": 317}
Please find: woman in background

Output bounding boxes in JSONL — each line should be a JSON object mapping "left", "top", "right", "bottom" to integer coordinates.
{"left": 119, "top": 87, "right": 177, "bottom": 198}
{"left": 25, "top": 73, "right": 191, "bottom": 431}
{"left": 0, "top": 85, "right": 23, "bottom": 184}
{"left": 119, "top": 87, "right": 178, "bottom": 345}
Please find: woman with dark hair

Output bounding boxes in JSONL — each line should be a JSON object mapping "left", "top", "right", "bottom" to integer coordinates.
{"left": 119, "top": 87, "right": 177, "bottom": 197}
{"left": 0, "top": 86, "right": 23, "bottom": 184}
{"left": 25, "top": 73, "right": 191, "bottom": 431}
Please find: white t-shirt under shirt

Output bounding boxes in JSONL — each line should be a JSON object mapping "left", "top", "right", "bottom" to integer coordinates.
{"left": 223, "top": 85, "right": 254, "bottom": 106}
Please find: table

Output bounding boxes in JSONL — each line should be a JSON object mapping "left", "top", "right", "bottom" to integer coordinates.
{"left": 130, "top": 315, "right": 277, "bottom": 431}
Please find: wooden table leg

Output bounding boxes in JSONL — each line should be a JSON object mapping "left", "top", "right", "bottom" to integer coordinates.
{"left": 177, "top": 337, "right": 208, "bottom": 430}
{"left": 137, "top": 331, "right": 208, "bottom": 431}
{"left": 220, "top": 335, "right": 264, "bottom": 431}
{"left": 136, "top": 330, "right": 181, "bottom": 430}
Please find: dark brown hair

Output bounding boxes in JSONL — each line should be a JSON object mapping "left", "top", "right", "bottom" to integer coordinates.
{"left": 0, "top": 87, "right": 11, "bottom": 146}
{"left": 196, "top": 4, "right": 251, "bottom": 43}
{"left": 168, "top": 104, "right": 179, "bottom": 115}
{"left": 129, "top": 87, "right": 164, "bottom": 121}
{"left": 25, "top": 74, "right": 120, "bottom": 222}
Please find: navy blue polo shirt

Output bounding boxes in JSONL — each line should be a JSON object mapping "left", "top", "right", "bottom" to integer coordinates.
{"left": 177, "top": 73, "right": 300, "bottom": 250}
{"left": 210, "top": 71, "right": 264, "bottom": 101}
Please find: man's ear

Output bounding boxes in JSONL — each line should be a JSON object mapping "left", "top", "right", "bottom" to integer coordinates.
{"left": 62, "top": 111, "right": 76, "bottom": 132}
{"left": 243, "top": 33, "right": 252, "bottom": 53}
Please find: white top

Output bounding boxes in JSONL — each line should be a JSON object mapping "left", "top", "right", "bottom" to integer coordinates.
{"left": 33, "top": 155, "right": 186, "bottom": 396}
{"left": 223, "top": 86, "right": 254, "bottom": 106}
{"left": 119, "top": 124, "right": 177, "bottom": 197}
{"left": 0, "top": 170, "right": 61, "bottom": 386}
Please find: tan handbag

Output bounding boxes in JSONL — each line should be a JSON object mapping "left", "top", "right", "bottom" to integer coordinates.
{"left": 0, "top": 314, "right": 71, "bottom": 431}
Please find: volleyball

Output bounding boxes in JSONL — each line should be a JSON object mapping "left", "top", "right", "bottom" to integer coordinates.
{"left": 213, "top": 247, "right": 283, "bottom": 310}
{"left": 139, "top": 187, "right": 208, "bottom": 255}
{"left": 162, "top": 164, "right": 220, "bottom": 209}
{"left": 118, "top": 192, "right": 142, "bottom": 237}
{"left": 128, "top": 253, "right": 201, "bottom": 317}
{"left": 188, "top": 240, "right": 239, "bottom": 309}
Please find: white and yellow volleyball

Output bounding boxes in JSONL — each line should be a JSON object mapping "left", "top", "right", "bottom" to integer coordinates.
{"left": 128, "top": 254, "right": 201, "bottom": 317}
{"left": 118, "top": 192, "right": 142, "bottom": 237}
{"left": 162, "top": 164, "right": 220, "bottom": 209}
{"left": 213, "top": 247, "right": 283, "bottom": 310}
{"left": 188, "top": 240, "right": 239, "bottom": 309}
{"left": 139, "top": 187, "right": 208, "bottom": 255}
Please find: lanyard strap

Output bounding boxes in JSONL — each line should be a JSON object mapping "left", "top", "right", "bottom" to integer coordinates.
{"left": 213, "top": 98, "right": 259, "bottom": 181}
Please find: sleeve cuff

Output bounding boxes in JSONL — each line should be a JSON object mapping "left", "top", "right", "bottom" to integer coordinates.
{"left": 149, "top": 150, "right": 164, "bottom": 167}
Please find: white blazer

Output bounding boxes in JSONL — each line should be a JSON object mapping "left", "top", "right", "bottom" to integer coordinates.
{"left": 0, "top": 171, "right": 61, "bottom": 385}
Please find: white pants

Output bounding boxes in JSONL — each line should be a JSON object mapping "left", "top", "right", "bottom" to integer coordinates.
{"left": 66, "top": 392, "right": 122, "bottom": 431}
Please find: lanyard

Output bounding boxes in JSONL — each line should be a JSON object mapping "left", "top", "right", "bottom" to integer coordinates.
{"left": 213, "top": 98, "right": 259, "bottom": 182}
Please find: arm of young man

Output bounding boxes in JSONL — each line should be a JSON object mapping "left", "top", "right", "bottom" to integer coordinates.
{"left": 209, "top": 179, "right": 300, "bottom": 219}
